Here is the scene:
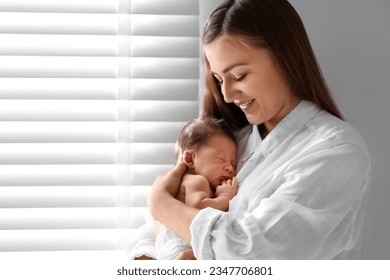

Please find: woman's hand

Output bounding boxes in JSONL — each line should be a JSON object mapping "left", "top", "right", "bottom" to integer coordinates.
{"left": 148, "top": 156, "right": 187, "bottom": 220}
{"left": 148, "top": 155, "right": 199, "bottom": 244}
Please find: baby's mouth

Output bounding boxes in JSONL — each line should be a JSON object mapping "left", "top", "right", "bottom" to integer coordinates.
{"left": 219, "top": 176, "right": 232, "bottom": 182}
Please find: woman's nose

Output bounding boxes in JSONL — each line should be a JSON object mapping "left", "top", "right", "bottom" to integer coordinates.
{"left": 221, "top": 82, "right": 237, "bottom": 103}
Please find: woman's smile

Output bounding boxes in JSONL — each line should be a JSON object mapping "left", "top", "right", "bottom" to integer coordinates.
{"left": 234, "top": 98, "right": 255, "bottom": 111}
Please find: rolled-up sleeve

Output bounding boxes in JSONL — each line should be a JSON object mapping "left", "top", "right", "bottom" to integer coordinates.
{"left": 190, "top": 207, "right": 224, "bottom": 259}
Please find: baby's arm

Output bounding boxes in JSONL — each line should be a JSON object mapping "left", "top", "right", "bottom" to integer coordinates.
{"left": 183, "top": 174, "right": 237, "bottom": 211}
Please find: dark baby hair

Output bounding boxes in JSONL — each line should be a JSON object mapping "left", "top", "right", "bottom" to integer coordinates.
{"left": 175, "top": 116, "right": 236, "bottom": 160}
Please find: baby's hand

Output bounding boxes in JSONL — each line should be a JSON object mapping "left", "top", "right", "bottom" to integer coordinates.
{"left": 215, "top": 177, "right": 238, "bottom": 200}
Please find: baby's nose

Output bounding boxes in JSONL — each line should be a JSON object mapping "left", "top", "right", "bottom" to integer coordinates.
{"left": 224, "top": 164, "right": 235, "bottom": 175}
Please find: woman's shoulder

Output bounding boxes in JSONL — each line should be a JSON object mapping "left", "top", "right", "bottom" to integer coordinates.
{"left": 306, "top": 109, "right": 370, "bottom": 159}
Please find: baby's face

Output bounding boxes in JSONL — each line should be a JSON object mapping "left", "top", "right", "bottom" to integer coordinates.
{"left": 192, "top": 134, "right": 237, "bottom": 189}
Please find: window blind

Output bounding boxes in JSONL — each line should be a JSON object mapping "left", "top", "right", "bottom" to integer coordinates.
{"left": 0, "top": 0, "right": 199, "bottom": 252}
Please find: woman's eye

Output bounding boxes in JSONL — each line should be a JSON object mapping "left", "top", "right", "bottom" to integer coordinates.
{"left": 213, "top": 76, "right": 223, "bottom": 86}
{"left": 234, "top": 74, "right": 247, "bottom": 82}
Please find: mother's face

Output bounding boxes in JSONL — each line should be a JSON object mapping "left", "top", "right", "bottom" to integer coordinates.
{"left": 204, "top": 35, "right": 300, "bottom": 135}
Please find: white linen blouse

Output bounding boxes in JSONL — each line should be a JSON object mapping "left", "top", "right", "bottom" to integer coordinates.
{"left": 129, "top": 100, "right": 371, "bottom": 259}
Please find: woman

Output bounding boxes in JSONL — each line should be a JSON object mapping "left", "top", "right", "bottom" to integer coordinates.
{"left": 139, "top": 0, "right": 371, "bottom": 259}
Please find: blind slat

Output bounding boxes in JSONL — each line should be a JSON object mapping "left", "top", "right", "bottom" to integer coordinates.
{"left": 130, "top": 143, "right": 175, "bottom": 164}
{"left": 0, "top": 57, "right": 198, "bottom": 78}
{"left": 0, "top": 0, "right": 199, "bottom": 15}
{"left": 0, "top": 78, "right": 198, "bottom": 100}
{"left": 0, "top": 35, "right": 199, "bottom": 58}
{"left": 0, "top": 13, "right": 119, "bottom": 35}
{"left": 0, "top": 0, "right": 119, "bottom": 13}
{"left": 0, "top": 208, "right": 132, "bottom": 230}
{"left": 131, "top": 15, "right": 198, "bottom": 36}
{"left": 0, "top": 13, "right": 199, "bottom": 36}
{"left": 130, "top": 165, "right": 173, "bottom": 186}
{"left": 0, "top": 100, "right": 119, "bottom": 121}
{"left": 130, "top": 122, "right": 186, "bottom": 143}
{"left": 0, "top": 143, "right": 121, "bottom": 164}
{"left": 0, "top": 56, "right": 119, "bottom": 78}
{"left": 0, "top": 165, "right": 118, "bottom": 186}
{"left": 131, "top": 57, "right": 199, "bottom": 79}
{"left": 131, "top": 0, "right": 198, "bottom": 15}
{"left": 0, "top": 78, "right": 119, "bottom": 100}
{"left": 130, "top": 36, "right": 199, "bottom": 57}
{"left": 0, "top": 229, "right": 130, "bottom": 252}
{"left": 0, "top": 186, "right": 127, "bottom": 208}
{"left": 130, "top": 79, "right": 198, "bottom": 100}
{"left": 0, "top": 186, "right": 146, "bottom": 209}
{"left": 0, "top": 34, "right": 119, "bottom": 56}
{"left": 130, "top": 101, "right": 198, "bottom": 121}
{"left": 0, "top": 122, "right": 119, "bottom": 143}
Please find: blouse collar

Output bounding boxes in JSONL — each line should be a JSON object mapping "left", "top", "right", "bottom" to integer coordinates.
{"left": 241, "top": 100, "right": 321, "bottom": 162}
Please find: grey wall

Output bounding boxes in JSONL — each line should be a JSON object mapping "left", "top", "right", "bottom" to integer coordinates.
{"left": 289, "top": 0, "right": 390, "bottom": 260}
{"left": 200, "top": 0, "right": 390, "bottom": 259}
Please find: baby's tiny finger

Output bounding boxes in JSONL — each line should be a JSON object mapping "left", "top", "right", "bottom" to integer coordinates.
{"left": 232, "top": 177, "right": 238, "bottom": 188}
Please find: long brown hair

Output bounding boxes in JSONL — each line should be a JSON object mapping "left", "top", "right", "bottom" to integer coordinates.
{"left": 201, "top": 0, "right": 343, "bottom": 130}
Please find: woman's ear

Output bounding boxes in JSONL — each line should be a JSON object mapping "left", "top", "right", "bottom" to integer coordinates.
{"left": 183, "top": 150, "right": 195, "bottom": 169}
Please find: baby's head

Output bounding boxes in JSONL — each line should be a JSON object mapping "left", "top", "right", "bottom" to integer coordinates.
{"left": 175, "top": 117, "right": 237, "bottom": 188}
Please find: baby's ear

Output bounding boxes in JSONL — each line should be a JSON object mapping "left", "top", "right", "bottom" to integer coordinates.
{"left": 183, "top": 150, "right": 195, "bottom": 169}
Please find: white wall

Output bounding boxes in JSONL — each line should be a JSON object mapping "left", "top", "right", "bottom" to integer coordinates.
{"left": 200, "top": 0, "right": 390, "bottom": 259}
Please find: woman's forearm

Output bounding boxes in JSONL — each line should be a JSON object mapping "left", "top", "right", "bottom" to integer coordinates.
{"left": 149, "top": 161, "right": 198, "bottom": 244}
{"left": 152, "top": 191, "right": 199, "bottom": 243}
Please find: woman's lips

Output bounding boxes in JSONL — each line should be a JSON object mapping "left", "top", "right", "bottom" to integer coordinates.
{"left": 235, "top": 99, "right": 255, "bottom": 111}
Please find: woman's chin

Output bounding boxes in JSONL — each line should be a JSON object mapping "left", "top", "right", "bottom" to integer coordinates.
{"left": 245, "top": 116, "right": 262, "bottom": 126}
